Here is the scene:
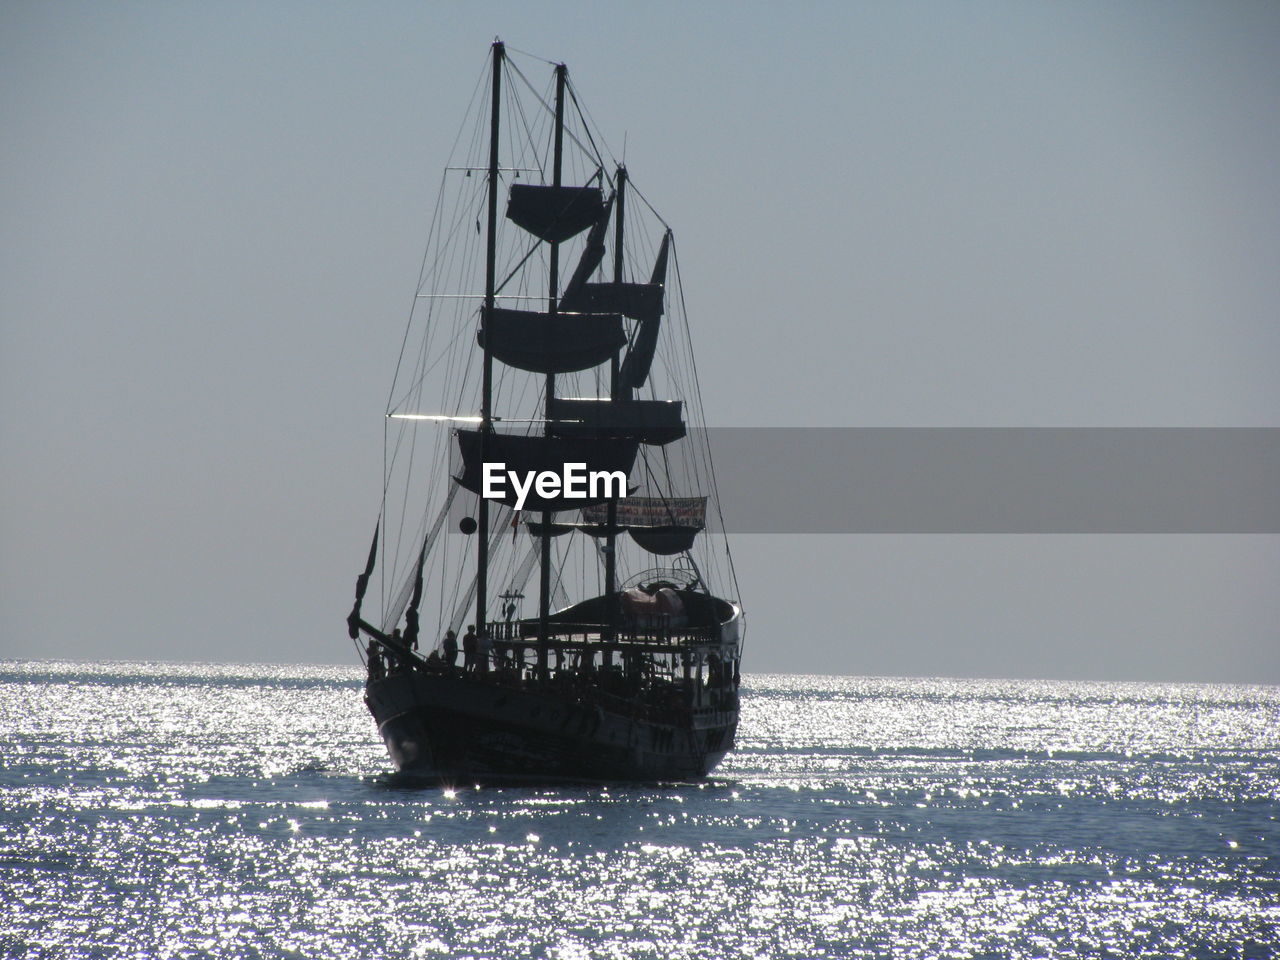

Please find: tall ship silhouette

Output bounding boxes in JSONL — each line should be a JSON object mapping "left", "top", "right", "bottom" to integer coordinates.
{"left": 347, "top": 41, "right": 744, "bottom": 782}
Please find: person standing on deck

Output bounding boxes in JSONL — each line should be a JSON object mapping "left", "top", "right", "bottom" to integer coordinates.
{"left": 462, "top": 625, "right": 478, "bottom": 673}
{"left": 365, "top": 641, "right": 384, "bottom": 680}
{"left": 442, "top": 629, "right": 458, "bottom": 668}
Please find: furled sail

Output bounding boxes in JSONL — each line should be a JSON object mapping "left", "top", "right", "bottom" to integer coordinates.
{"left": 523, "top": 519, "right": 610, "bottom": 538}
{"left": 582, "top": 495, "right": 706, "bottom": 555}
{"left": 506, "top": 184, "right": 604, "bottom": 243}
{"left": 559, "top": 215, "right": 668, "bottom": 322}
{"left": 526, "top": 495, "right": 705, "bottom": 553}
{"left": 559, "top": 281, "right": 663, "bottom": 321}
{"left": 548, "top": 397, "right": 685, "bottom": 446}
{"left": 346, "top": 522, "right": 379, "bottom": 639}
{"left": 619, "top": 231, "right": 671, "bottom": 390}
{"left": 478, "top": 307, "right": 626, "bottom": 374}
{"left": 402, "top": 532, "right": 429, "bottom": 650}
{"left": 381, "top": 485, "right": 459, "bottom": 634}
{"left": 626, "top": 527, "right": 699, "bottom": 555}
{"left": 453, "top": 429, "right": 639, "bottom": 513}
{"left": 560, "top": 194, "right": 614, "bottom": 306}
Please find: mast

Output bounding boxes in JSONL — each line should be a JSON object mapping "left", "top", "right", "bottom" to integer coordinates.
{"left": 604, "top": 165, "right": 627, "bottom": 639}
{"left": 611, "top": 168, "right": 626, "bottom": 401}
{"left": 478, "top": 39, "right": 503, "bottom": 639}
{"left": 538, "top": 62, "right": 568, "bottom": 673}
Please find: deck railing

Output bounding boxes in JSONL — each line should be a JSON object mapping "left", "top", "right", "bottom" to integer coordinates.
{"left": 485, "top": 619, "right": 721, "bottom": 648}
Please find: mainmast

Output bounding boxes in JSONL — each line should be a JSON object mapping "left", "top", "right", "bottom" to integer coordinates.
{"left": 478, "top": 39, "right": 504, "bottom": 639}
{"left": 538, "top": 63, "right": 568, "bottom": 674}
{"left": 604, "top": 165, "right": 627, "bottom": 639}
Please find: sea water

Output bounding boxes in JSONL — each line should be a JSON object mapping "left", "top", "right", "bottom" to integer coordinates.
{"left": 0, "top": 661, "right": 1275, "bottom": 959}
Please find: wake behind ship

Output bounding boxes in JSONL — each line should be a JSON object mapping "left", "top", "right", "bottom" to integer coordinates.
{"left": 346, "top": 41, "right": 744, "bottom": 783}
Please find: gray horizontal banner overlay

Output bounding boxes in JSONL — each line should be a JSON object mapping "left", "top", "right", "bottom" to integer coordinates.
{"left": 706, "top": 428, "right": 1280, "bottom": 533}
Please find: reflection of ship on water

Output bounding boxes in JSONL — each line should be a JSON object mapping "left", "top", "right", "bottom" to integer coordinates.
{"left": 346, "top": 41, "right": 744, "bottom": 783}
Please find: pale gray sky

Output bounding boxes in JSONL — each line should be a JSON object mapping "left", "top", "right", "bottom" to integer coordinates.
{"left": 2, "top": 2, "right": 1277, "bottom": 681}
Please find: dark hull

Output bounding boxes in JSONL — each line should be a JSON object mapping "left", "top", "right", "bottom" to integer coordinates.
{"left": 365, "top": 668, "right": 737, "bottom": 783}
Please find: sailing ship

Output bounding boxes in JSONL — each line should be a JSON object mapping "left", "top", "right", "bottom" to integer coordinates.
{"left": 346, "top": 41, "right": 743, "bottom": 783}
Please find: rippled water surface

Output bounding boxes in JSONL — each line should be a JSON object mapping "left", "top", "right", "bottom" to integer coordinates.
{"left": 1, "top": 661, "right": 1276, "bottom": 958}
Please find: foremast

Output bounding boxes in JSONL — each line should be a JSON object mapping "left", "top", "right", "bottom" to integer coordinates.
{"left": 477, "top": 39, "right": 504, "bottom": 643}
